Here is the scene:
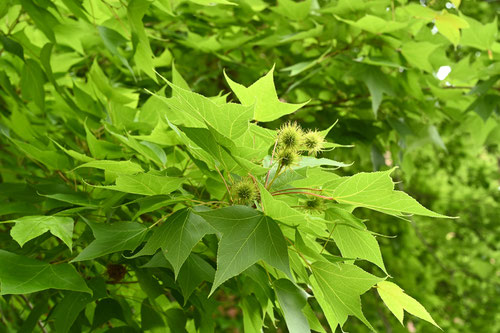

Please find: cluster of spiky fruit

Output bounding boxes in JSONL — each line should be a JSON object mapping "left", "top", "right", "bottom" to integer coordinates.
{"left": 276, "top": 122, "right": 325, "bottom": 168}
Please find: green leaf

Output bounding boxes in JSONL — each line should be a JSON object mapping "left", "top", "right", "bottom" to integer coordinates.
{"left": 166, "top": 308, "right": 187, "bottom": 332}
{"left": 177, "top": 253, "right": 215, "bottom": 302}
{"left": 131, "top": 208, "right": 216, "bottom": 277}
{"left": 435, "top": 11, "right": 469, "bottom": 46}
{"left": 7, "top": 215, "right": 74, "bottom": 250}
{"left": 460, "top": 15, "right": 497, "bottom": 51}
{"left": 273, "top": 0, "right": 311, "bottom": 21}
{"left": 224, "top": 66, "right": 308, "bottom": 122}
{"left": 325, "top": 208, "right": 386, "bottom": 273}
{"left": 401, "top": 41, "right": 439, "bottom": 73}
{"left": 273, "top": 279, "right": 310, "bottom": 333}
{"left": 354, "top": 65, "right": 393, "bottom": 117}
{"left": 98, "top": 26, "right": 135, "bottom": 79}
{"left": 158, "top": 81, "right": 254, "bottom": 140}
{"left": 311, "top": 261, "right": 384, "bottom": 331}
{"left": 196, "top": 206, "right": 290, "bottom": 294}
{"left": 0, "top": 35, "right": 24, "bottom": 60}
{"left": 20, "top": 0, "right": 59, "bottom": 42}
{"left": 336, "top": 14, "right": 407, "bottom": 34}
{"left": 51, "top": 292, "right": 93, "bottom": 333}
{"left": 258, "top": 184, "right": 329, "bottom": 238}
{"left": 99, "top": 173, "right": 184, "bottom": 196}
{"left": 377, "top": 281, "right": 440, "bottom": 329}
{"left": 10, "top": 139, "right": 71, "bottom": 170}
{"left": 21, "top": 59, "right": 46, "bottom": 110}
{"left": 75, "top": 160, "right": 144, "bottom": 175}
{"left": 241, "top": 295, "right": 264, "bottom": 333}
{"left": 189, "top": 0, "right": 237, "bottom": 6}
{"left": 128, "top": 0, "right": 157, "bottom": 81}
{"left": 72, "top": 220, "right": 147, "bottom": 262}
{"left": 0, "top": 250, "right": 91, "bottom": 295}
{"left": 141, "top": 299, "right": 166, "bottom": 331}
{"left": 326, "top": 169, "right": 450, "bottom": 218}
{"left": 172, "top": 61, "right": 190, "bottom": 90}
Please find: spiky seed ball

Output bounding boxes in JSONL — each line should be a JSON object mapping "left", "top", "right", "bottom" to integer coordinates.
{"left": 232, "top": 179, "right": 257, "bottom": 204}
{"left": 304, "top": 197, "right": 324, "bottom": 212}
{"left": 278, "top": 122, "right": 303, "bottom": 151}
{"left": 278, "top": 149, "right": 298, "bottom": 167}
{"left": 302, "top": 130, "right": 324, "bottom": 156}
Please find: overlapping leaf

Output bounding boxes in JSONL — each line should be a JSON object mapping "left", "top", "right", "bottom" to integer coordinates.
{"left": 0, "top": 250, "right": 91, "bottom": 295}
{"left": 131, "top": 208, "right": 216, "bottom": 277}
{"left": 196, "top": 206, "right": 290, "bottom": 294}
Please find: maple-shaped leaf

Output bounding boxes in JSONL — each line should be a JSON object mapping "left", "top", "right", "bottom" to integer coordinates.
{"left": 224, "top": 66, "right": 308, "bottom": 122}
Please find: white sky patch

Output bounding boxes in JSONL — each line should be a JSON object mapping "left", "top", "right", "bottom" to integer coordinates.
{"left": 431, "top": 25, "right": 439, "bottom": 35}
{"left": 445, "top": 2, "right": 455, "bottom": 9}
{"left": 436, "top": 66, "right": 451, "bottom": 80}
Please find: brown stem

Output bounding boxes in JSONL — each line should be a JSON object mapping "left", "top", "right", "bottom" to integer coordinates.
{"left": 272, "top": 191, "right": 335, "bottom": 201}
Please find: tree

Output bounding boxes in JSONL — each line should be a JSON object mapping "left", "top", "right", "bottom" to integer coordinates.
{"left": 0, "top": 0, "right": 498, "bottom": 332}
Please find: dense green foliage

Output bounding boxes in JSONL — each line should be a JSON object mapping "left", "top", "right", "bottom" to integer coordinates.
{"left": 0, "top": 0, "right": 499, "bottom": 332}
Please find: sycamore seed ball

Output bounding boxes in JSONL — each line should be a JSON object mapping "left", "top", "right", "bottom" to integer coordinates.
{"left": 232, "top": 179, "right": 257, "bottom": 204}
{"left": 278, "top": 122, "right": 303, "bottom": 151}
{"left": 302, "top": 130, "right": 324, "bottom": 156}
{"left": 304, "top": 197, "right": 324, "bottom": 212}
{"left": 278, "top": 149, "right": 298, "bottom": 167}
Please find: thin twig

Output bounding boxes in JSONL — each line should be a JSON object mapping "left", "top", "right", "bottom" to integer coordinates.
{"left": 215, "top": 164, "right": 233, "bottom": 202}
{"left": 19, "top": 295, "right": 48, "bottom": 333}
{"left": 272, "top": 191, "right": 335, "bottom": 201}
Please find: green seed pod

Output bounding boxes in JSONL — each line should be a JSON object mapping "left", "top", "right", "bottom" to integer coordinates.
{"left": 278, "top": 122, "right": 303, "bottom": 151}
{"left": 302, "top": 130, "right": 324, "bottom": 156}
{"left": 278, "top": 149, "right": 298, "bottom": 167}
{"left": 304, "top": 197, "right": 324, "bottom": 212}
{"left": 232, "top": 179, "right": 258, "bottom": 204}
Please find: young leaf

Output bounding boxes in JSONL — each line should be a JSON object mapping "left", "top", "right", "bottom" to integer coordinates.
{"left": 131, "top": 208, "right": 216, "bottom": 277}
{"left": 336, "top": 14, "right": 407, "bottom": 34}
{"left": 377, "top": 281, "right": 440, "bottom": 329}
{"left": 435, "top": 11, "right": 470, "bottom": 46}
{"left": 460, "top": 15, "right": 497, "bottom": 51}
{"left": 158, "top": 81, "right": 254, "bottom": 140}
{"left": 99, "top": 173, "right": 184, "bottom": 196}
{"left": 311, "top": 261, "right": 384, "bottom": 331}
{"left": 224, "top": 66, "right": 308, "bottom": 122}
{"left": 196, "top": 206, "right": 290, "bottom": 294}
{"left": 8, "top": 215, "right": 74, "bottom": 250}
{"left": 401, "top": 41, "right": 439, "bottom": 73}
{"left": 72, "top": 221, "right": 147, "bottom": 262}
{"left": 326, "top": 169, "right": 450, "bottom": 218}
{"left": 75, "top": 160, "right": 144, "bottom": 175}
{"left": 0, "top": 250, "right": 91, "bottom": 295}
{"left": 325, "top": 208, "right": 387, "bottom": 273}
